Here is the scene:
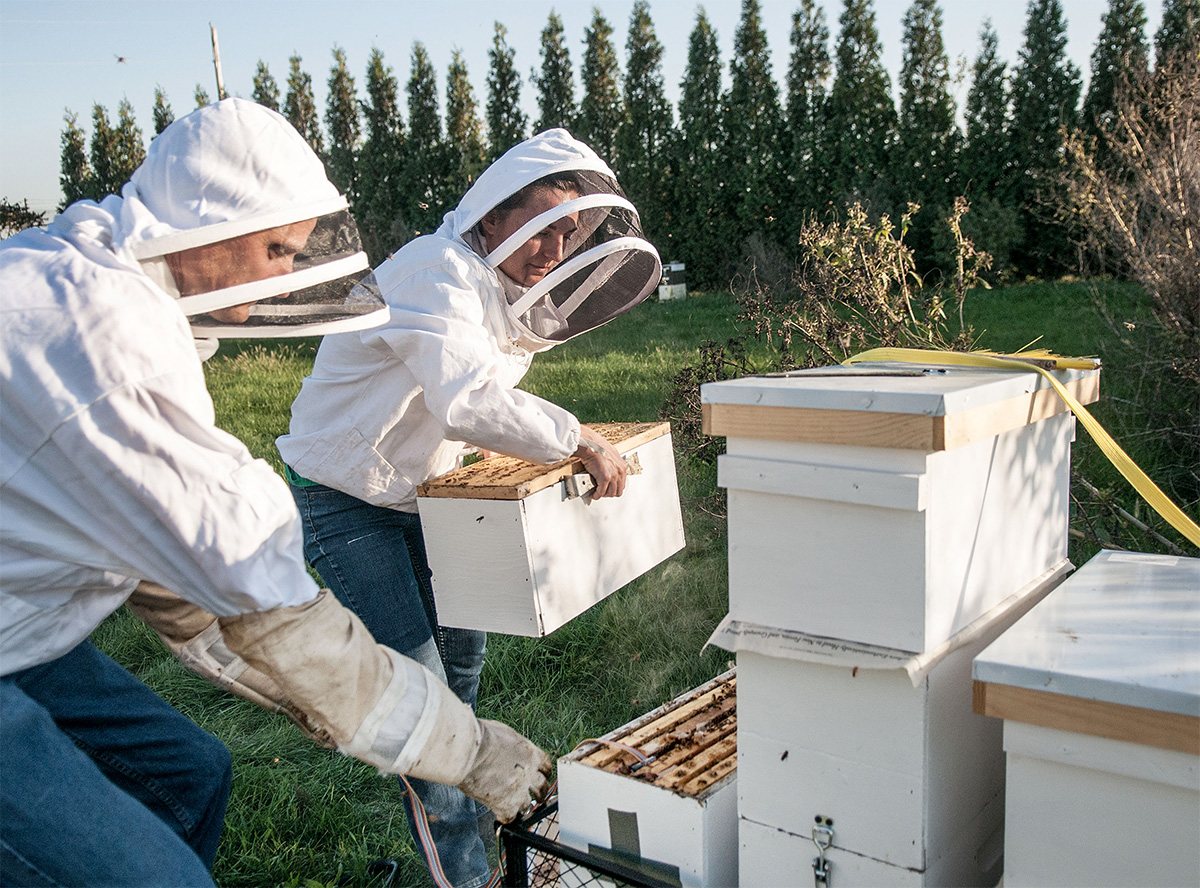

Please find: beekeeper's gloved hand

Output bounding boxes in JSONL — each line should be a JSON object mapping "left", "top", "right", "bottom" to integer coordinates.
{"left": 458, "top": 720, "right": 553, "bottom": 822}
{"left": 574, "top": 424, "right": 627, "bottom": 499}
{"left": 215, "top": 590, "right": 553, "bottom": 821}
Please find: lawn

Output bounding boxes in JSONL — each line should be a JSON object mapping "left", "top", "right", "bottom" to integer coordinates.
{"left": 93, "top": 278, "right": 1189, "bottom": 886}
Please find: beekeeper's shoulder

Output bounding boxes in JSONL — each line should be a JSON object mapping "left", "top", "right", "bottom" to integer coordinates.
{"left": 372, "top": 233, "right": 492, "bottom": 303}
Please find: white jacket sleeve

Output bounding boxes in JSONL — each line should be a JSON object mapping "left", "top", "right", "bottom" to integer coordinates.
{"left": 365, "top": 256, "right": 580, "bottom": 465}
{"left": 26, "top": 365, "right": 318, "bottom": 617}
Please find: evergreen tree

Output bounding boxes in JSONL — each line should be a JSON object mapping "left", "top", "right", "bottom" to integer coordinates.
{"left": 533, "top": 11, "right": 576, "bottom": 133}
{"left": 723, "top": 0, "right": 785, "bottom": 259}
{"left": 616, "top": 0, "right": 673, "bottom": 246}
{"left": 1009, "top": 0, "right": 1081, "bottom": 274}
{"left": 577, "top": 8, "right": 624, "bottom": 163}
{"left": 1155, "top": 0, "right": 1199, "bottom": 64}
{"left": 486, "top": 22, "right": 527, "bottom": 160}
{"left": 785, "top": 0, "right": 832, "bottom": 216}
{"left": 961, "top": 20, "right": 1021, "bottom": 274}
{"left": 193, "top": 84, "right": 210, "bottom": 109}
{"left": 1083, "top": 0, "right": 1149, "bottom": 137}
{"left": 672, "top": 8, "right": 725, "bottom": 286}
{"left": 285, "top": 54, "right": 325, "bottom": 156}
{"left": 111, "top": 98, "right": 145, "bottom": 190}
{"left": 325, "top": 46, "right": 360, "bottom": 199}
{"left": 897, "top": 0, "right": 959, "bottom": 270}
{"left": 358, "top": 47, "right": 407, "bottom": 260}
{"left": 59, "top": 110, "right": 92, "bottom": 209}
{"left": 252, "top": 61, "right": 281, "bottom": 112}
{"left": 824, "top": 0, "right": 898, "bottom": 209}
{"left": 88, "top": 104, "right": 117, "bottom": 199}
{"left": 446, "top": 50, "right": 487, "bottom": 195}
{"left": 152, "top": 86, "right": 174, "bottom": 136}
{"left": 405, "top": 42, "right": 444, "bottom": 234}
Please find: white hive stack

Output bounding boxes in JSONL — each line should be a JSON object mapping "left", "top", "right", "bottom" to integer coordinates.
{"left": 417, "top": 421, "right": 685, "bottom": 637}
{"left": 701, "top": 361, "right": 1100, "bottom": 886}
{"left": 973, "top": 549, "right": 1200, "bottom": 888}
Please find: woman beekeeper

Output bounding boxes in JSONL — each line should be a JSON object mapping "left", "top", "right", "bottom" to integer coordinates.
{"left": 0, "top": 99, "right": 550, "bottom": 888}
{"left": 277, "top": 129, "right": 661, "bottom": 888}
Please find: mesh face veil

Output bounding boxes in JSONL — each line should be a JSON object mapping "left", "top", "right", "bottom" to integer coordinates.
{"left": 119, "top": 98, "right": 387, "bottom": 340}
{"left": 482, "top": 170, "right": 661, "bottom": 351}
{"left": 171, "top": 208, "right": 386, "bottom": 339}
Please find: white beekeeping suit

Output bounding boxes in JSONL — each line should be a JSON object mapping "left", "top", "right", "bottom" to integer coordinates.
{"left": 0, "top": 98, "right": 548, "bottom": 821}
{"left": 279, "top": 127, "right": 661, "bottom": 509}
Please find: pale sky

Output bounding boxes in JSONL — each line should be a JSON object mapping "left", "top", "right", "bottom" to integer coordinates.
{"left": 0, "top": 0, "right": 1155, "bottom": 215}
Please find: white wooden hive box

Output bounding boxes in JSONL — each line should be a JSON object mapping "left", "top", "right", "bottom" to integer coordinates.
{"left": 417, "top": 421, "right": 685, "bottom": 637}
{"left": 973, "top": 549, "right": 1200, "bottom": 888}
{"left": 702, "top": 362, "right": 1100, "bottom": 652}
{"left": 557, "top": 670, "right": 738, "bottom": 888}
{"left": 713, "top": 564, "right": 1069, "bottom": 886}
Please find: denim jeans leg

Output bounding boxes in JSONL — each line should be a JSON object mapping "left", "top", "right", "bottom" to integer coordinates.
{"left": 291, "top": 483, "right": 491, "bottom": 888}
{"left": 1, "top": 641, "right": 228, "bottom": 887}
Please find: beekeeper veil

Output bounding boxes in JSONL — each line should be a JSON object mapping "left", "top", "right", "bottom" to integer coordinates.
{"left": 448, "top": 128, "right": 661, "bottom": 352}
{"left": 114, "top": 98, "right": 387, "bottom": 340}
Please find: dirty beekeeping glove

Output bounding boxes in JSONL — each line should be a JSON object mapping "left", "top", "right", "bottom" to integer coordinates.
{"left": 215, "top": 589, "right": 551, "bottom": 819}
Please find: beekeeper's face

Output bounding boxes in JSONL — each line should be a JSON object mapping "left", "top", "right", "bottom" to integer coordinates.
{"left": 165, "top": 218, "right": 319, "bottom": 323}
{"left": 482, "top": 187, "right": 579, "bottom": 287}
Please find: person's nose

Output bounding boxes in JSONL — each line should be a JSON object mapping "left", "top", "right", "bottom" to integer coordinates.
{"left": 542, "top": 233, "right": 566, "bottom": 264}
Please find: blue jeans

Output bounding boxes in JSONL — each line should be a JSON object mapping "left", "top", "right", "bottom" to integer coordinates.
{"left": 1, "top": 640, "right": 231, "bottom": 887}
{"left": 290, "top": 481, "right": 491, "bottom": 888}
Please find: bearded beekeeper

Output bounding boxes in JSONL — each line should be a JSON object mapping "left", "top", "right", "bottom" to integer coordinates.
{"left": 277, "top": 128, "right": 661, "bottom": 888}
{"left": 0, "top": 98, "right": 551, "bottom": 888}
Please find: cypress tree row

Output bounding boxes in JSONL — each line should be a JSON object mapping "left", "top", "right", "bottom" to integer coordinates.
{"left": 897, "top": 0, "right": 958, "bottom": 271}
{"left": 151, "top": 86, "right": 175, "bottom": 137}
{"left": 577, "top": 8, "right": 624, "bottom": 165}
{"left": 325, "top": 47, "right": 361, "bottom": 200}
{"left": 960, "top": 20, "right": 1021, "bottom": 274}
{"left": 252, "top": 61, "right": 281, "bottom": 113}
{"left": 1009, "top": 0, "right": 1081, "bottom": 276}
{"left": 785, "top": 0, "right": 832, "bottom": 225}
{"left": 671, "top": 9, "right": 725, "bottom": 286}
{"left": 485, "top": 22, "right": 526, "bottom": 161}
{"left": 88, "top": 105, "right": 117, "bottom": 201}
{"left": 445, "top": 50, "right": 487, "bottom": 196}
{"left": 533, "top": 11, "right": 577, "bottom": 134}
{"left": 1154, "top": 0, "right": 1200, "bottom": 64}
{"left": 358, "top": 47, "right": 407, "bottom": 262}
{"left": 824, "top": 0, "right": 897, "bottom": 210}
{"left": 723, "top": 0, "right": 786, "bottom": 274}
{"left": 405, "top": 42, "right": 445, "bottom": 236}
{"left": 617, "top": 0, "right": 673, "bottom": 248}
{"left": 1082, "top": 0, "right": 1149, "bottom": 138}
{"left": 58, "top": 111, "right": 91, "bottom": 210}
{"left": 284, "top": 54, "right": 324, "bottom": 157}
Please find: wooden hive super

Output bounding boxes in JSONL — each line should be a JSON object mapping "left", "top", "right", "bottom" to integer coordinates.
{"left": 557, "top": 670, "right": 739, "bottom": 888}
{"left": 417, "top": 421, "right": 685, "bottom": 637}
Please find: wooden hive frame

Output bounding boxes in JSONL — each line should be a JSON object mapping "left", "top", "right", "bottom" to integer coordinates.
{"left": 575, "top": 671, "right": 737, "bottom": 799}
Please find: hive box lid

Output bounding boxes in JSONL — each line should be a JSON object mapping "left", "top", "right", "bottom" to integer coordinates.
{"left": 418, "top": 421, "right": 670, "bottom": 500}
{"left": 974, "top": 549, "right": 1200, "bottom": 753}
{"left": 701, "top": 363, "right": 1099, "bottom": 451}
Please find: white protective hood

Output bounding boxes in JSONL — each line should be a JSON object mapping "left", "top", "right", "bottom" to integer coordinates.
{"left": 114, "top": 98, "right": 387, "bottom": 340}
{"left": 437, "top": 128, "right": 661, "bottom": 353}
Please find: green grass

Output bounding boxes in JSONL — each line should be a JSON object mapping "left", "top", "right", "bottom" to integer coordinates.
{"left": 89, "top": 281, "right": 1192, "bottom": 886}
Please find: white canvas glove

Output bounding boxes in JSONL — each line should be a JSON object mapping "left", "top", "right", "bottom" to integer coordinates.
{"left": 137, "top": 584, "right": 552, "bottom": 820}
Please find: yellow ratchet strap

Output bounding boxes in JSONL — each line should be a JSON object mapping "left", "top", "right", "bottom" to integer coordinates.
{"left": 845, "top": 347, "right": 1200, "bottom": 549}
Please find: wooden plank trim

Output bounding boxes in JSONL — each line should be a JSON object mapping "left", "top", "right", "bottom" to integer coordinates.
{"left": 702, "top": 375, "right": 1099, "bottom": 451}
{"left": 973, "top": 680, "right": 1200, "bottom": 756}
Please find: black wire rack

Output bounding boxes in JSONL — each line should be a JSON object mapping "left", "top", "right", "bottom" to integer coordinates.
{"left": 498, "top": 797, "right": 682, "bottom": 888}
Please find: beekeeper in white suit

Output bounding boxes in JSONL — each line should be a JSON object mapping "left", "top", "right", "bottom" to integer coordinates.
{"left": 278, "top": 128, "right": 661, "bottom": 888}
{"left": 0, "top": 98, "right": 550, "bottom": 888}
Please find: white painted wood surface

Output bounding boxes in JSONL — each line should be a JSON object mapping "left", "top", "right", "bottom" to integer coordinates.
{"left": 730, "top": 576, "right": 1050, "bottom": 885}
{"left": 418, "top": 433, "right": 685, "bottom": 636}
{"left": 973, "top": 550, "right": 1200, "bottom": 716}
{"left": 1002, "top": 722, "right": 1200, "bottom": 888}
{"left": 721, "top": 413, "right": 1075, "bottom": 651}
